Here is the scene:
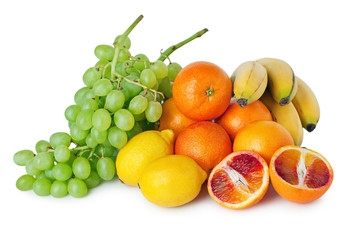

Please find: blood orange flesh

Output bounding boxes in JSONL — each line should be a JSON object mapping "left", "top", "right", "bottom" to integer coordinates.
{"left": 207, "top": 151, "right": 269, "bottom": 209}
{"left": 270, "top": 145, "right": 334, "bottom": 203}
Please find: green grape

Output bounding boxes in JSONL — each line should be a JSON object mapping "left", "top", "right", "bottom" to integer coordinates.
{"left": 115, "top": 62, "right": 127, "bottom": 76}
{"left": 33, "top": 178, "right": 52, "bottom": 196}
{"left": 94, "top": 44, "right": 115, "bottom": 61}
{"left": 33, "top": 152, "right": 54, "bottom": 170}
{"left": 16, "top": 174, "right": 36, "bottom": 191}
{"left": 45, "top": 168, "right": 55, "bottom": 181}
{"left": 133, "top": 112, "right": 145, "bottom": 121}
{"left": 72, "top": 157, "right": 91, "bottom": 180}
{"left": 105, "top": 90, "right": 125, "bottom": 112}
{"left": 50, "top": 132, "right": 71, "bottom": 148}
{"left": 74, "top": 87, "right": 90, "bottom": 106}
{"left": 102, "top": 138, "right": 113, "bottom": 147}
{"left": 121, "top": 78, "right": 143, "bottom": 100}
{"left": 81, "top": 89, "right": 95, "bottom": 105}
{"left": 68, "top": 178, "right": 87, "bottom": 198}
{"left": 81, "top": 98, "right": 98, "bottom": 111}
{"left": 92, "top": 79, "right": 113, "bottom": 97}
{"left": 35, "top": 140, "right": 51, "bottom": 153}
{"left": 94, "top": 61, "right": 111, "bottom": 79}
{"left": 133, "top": 54, "right": 150, "bottom": 71}
{"left": 66, "top": 151, "right": 76, "bottom": 166}
{"left": 70, "top": 123, "right": 89, "bottom": 141}
{"left": 85, "top": 133, "right": 98, "bottom": 148}
{"left": 151, "top": 60, "right": 168, "bottom": 79}
{"left": 90, "top": 128, "right": 107, "bottom": 144}
{"left": 68, "top": 121, "right": 74, "bottom": 129}
{"left": 114, "top": 109, "right": 135, "bottom": 131}
{"left": 158, "top": 77, "right": 173, "bottom": 99}
{"left": 114, "top": 35, "right": 131, "bottom": 49}
{"left": 117, "top": 48, "right": 131, "bottom": 63}
{"left": 76, "top": 109, "right": 94, "bottom": 131}
{"left": 123, "top": 60, "right": 133, "bottom": 70}
{"left": 72, "top": 137, "right": 86, "bottom": 147}
{"left": 92, "top": 109, "right": 111, "bottom": 132}
{"left": 128, "top": 95, "right": 148, "bottom": 115}
{"left": 145, "top": 101, "right": 163, "bottom": 123}
{"left": 124, "top": 60, "right": 140, "bottom": 75}
{"left": 139, "top": 90, "right": 155, "bottom": 101}
{"left": 35, "top": 171, "right": 47, "bottom": 180}
{"left": 152, "top": 80, "right": 159, "bottom": 90}
{"left": 54, "top": 145, "right": 71, "bottom": 162}
{"left": 65, "top": 105, "right": 82, "bottom": 122}
{"left": 126, "top": 122, "right": 143, "bottom": 140}
{"left": 52, "top": 163, "right": 72, "bottom": 181}
{"left": 108, "top": 126, "right": 127, "bottom": 148}
{"left": 50, "top": 180, "right": 68, "bottom": 198}
{"left": 97, "top": 157, "right": 115, "bottom": 181}
{"left": 83, "top": 67, "right": 102, "bottom": 88}
{"left": 140, "top": 69, "right": 156, "bottom": 88}
{"left": 13, "top": 150, "right": 34, "bottom": 166}
{"left": 95, "top": 59, "right": 109, "bottom": 68}
{"left": 168, "top": 62, "right": 182, "bottom": 81}
{"left": 95, "top": 143, "right": 115, "bottom": 158}
{"left": 25, "top": 159, "right": 41, "bottom": 176}
{"left": 84, "top": 170, "right": 101, "bottom": 189}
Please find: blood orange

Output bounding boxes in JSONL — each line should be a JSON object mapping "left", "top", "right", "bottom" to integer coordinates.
{"left": 207, "top": 151, "right": 269, "bottom": 209}
{"left": 270, "top": 145, "right": 334, "bottom": 203}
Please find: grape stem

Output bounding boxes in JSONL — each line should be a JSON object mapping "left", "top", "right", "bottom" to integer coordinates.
{"left": 157, "top": 28, "right": 209, "bottom": 62}
{"left": 111, "top": 15, "right": 144, "bottom": 79}
{"left": 114, "top": 73, "right": 165, "bottom": 99}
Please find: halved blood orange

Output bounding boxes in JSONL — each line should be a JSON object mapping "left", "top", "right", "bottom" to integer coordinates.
{"left": 270, "top": 145, "right": 334, "bottom": 203}
{"left": 207, "top": 151, "right": 269, "bottom": 209}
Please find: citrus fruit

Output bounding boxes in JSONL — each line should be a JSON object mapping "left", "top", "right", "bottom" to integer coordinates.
{"left": 269, "top": 145, "right": 334, "bottom": 203}
{"left": 233, "top": 120, "right": 294, "bottom": 165}
{"left": 138, "top": 155, "right": 207, "bottom": 207}
{"left": 116, "top": 129, "right": 174, "bottom": 186}
{"left": 207, "top": 151, "right": 269, "bottom": 209}
{"left": 175, "top": 121, "right": 232, "bottom": 172}
{"left": 216, "top": 99, "right": 272, "bottom": 141}
{"left": 172, "top": 61, "right": 232, "bottom": 121}
{"left": 158, "top": 98, "right": 196, "bottom": 137}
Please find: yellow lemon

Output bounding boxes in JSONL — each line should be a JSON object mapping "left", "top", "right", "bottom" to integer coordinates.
{"left": 138, "top": 155, "right": 207, "bottom": 207}
{"left": 116, "top": 129, "right": 174, "bottom": 186}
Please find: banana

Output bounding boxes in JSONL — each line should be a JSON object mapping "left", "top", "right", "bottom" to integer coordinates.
{"left": 292, "top": 76, "right": 320, "bottom": 132}
{"left": 257, "top": 58, "right": 297, "bottom": 106}
{"left": 230, "top": 61, "right": 267, "bottom": 107}
{"left": 260, "top": 90, "right": 303, "bottom": 146}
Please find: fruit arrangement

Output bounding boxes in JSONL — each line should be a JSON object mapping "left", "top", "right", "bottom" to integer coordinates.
{"left": 13, "top": 15, "right": 333, "bottom": 209}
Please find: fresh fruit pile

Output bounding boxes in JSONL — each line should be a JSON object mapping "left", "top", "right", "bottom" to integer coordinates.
{"left": 13, "top": 15, "right": 333, "bottom": 209}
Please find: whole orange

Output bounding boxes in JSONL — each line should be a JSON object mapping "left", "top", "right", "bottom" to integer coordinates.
{"left": 216, "top": 99, "right": 272, "bottom": 141}
{"left": 172, "top": 61, "right": 232, "bottom": 121}
{"left": 175, "top": 121, "right": 232, "bottom": 172}
{"left": 233, "top": 120, "right": 294, "bottom": 165}
{"left": 158, "top": 98, "right": 196, "bottom": 137}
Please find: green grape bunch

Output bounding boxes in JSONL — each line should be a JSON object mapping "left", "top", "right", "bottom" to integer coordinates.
{"left": 13, "top": 15, "right": 208, "bottom": 198}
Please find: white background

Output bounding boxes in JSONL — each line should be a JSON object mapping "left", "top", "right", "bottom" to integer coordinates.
{"left": 1, "top": 0, "right": 353, "bottom": 239}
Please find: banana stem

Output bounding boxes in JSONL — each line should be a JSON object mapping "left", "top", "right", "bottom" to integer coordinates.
{"left": 111, "top": 15, "right": 144, "bottom": 79}
{"left": 157, "top": 28, "right": 208, "bottom": 62}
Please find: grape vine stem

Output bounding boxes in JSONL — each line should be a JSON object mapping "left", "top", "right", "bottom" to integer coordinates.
{"left": 113, "top": 73, "right": 165, "bottom": 99}
{"left": 157, "top": 28, "right": 209, "bottom": 62}
{"left": 111, "top": 15, "right": 144, "bottom": 80}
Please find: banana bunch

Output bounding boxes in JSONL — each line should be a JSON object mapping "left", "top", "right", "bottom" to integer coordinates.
{"left": 231, "top": 57, "right": 320, "bottom": 146}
